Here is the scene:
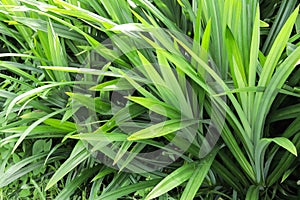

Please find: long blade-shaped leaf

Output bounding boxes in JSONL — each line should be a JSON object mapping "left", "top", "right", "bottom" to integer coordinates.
{"left": 127, "top": 119, "right": 197, "bottom": 140}
{"left": 145, "top": 162, "right": 196, "bottom": 199}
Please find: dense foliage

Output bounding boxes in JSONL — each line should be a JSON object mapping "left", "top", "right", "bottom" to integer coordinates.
{"left": 0, "top": 0, "right": 300, "bottom": 199}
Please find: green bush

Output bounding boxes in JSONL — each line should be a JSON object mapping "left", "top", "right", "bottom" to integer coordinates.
{"left": 0, "top": 0, "right": 299, "bottom": 199}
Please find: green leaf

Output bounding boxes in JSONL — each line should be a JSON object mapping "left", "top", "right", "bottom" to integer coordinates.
{"left": 263, "top": 137, "right": 297, "bottom": 156}
{"left": 281, "top": 166, "right": 297, "bottom": 183}
{"left": 68, "top": 132, "right": 128, "bottom": 142}
{"left": 45, "top": 141, "right": 90, "bottom": 190}
{"left": 6, "top": 82, "right": 74, "bottom": 117}
{"left": 99, "top": 179, "right": 161, "bottom": 200}
{"left": 130, "top": 0, "right": 178, "bottom": 30}
{"left": 255, "top": 137, "right": 297, "bottom": 183}
{"left": 32, "top": 140, "right": 45, "bottom": 155}
{"left": 248, "top": 5, "right": 260, "bottom": 120}
{"left": 12, "top": 108, "right": 66, "bottom": 154}
{"left": 127, "top": 119, "right": 197, "bottom": 140}
{"left": 254, "top": 44, "right": 300, "bottom": 142}
{"left": 54, "top": 166, "right": 100, "bottom": 200}
{"left": 259, "top": 6, "right": 299, "bottom": 86}
{"left": 180, "top": 148, "right": 219, "bottom": 200}
{"left": 127, "top": 96, "right": 180, "bottom": 119}
{"left": 0, "top": 153, "right": 47, "bottom": 188}
{"left": 260, "top": 20, "right": 269, "bottom": 27}
{"left": 245, "top": 185, "right": 259, "bottom": 200}
{"left": 145, "top": 162, "right": 196, "bottom": 199}
{"left": 90, "top": 79, "right": 134, "bottom": 91}
{"left": 43, "top": 118, "right": 76, "bottom": 132}
{"left": 0, "top": 61, "right": 41, "bottom": 84}
{"left": 91, "top": 168, "right": 115, "bottom": 182}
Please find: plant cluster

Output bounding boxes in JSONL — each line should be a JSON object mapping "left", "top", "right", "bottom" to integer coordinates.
{"left": 0, "top": 0, "right": 300, "bottom": 199}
